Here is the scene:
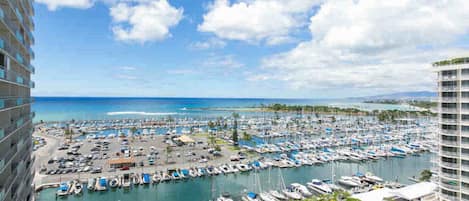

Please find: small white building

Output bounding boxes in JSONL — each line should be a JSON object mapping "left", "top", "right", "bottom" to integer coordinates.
{"left": 351, "top": 182, "right": 438, "bottom": 201}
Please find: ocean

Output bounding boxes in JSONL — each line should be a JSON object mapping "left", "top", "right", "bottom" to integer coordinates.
{"left": 32, "top": 97, "right": 416, "bottom": 122}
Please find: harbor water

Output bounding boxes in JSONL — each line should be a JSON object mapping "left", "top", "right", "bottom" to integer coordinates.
{"left": 36, "top": 153, "right": 434, "bottom": 201}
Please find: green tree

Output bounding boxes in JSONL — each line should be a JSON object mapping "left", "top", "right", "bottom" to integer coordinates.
{"left": 165, "top": 145, "right": 173, "bottom": 164}
{"left": 419, "top": 169, "right": 432, "bottom": 181}
{"left": 232, "top": 112, "right": 239, "bottom": 145}
{"left": 208, "top": 134, "right": 216, "bottom": 147}
{"left": 130, "top": 127, "right": 137, "bottom": 135}
{"left": 242, "top": 131, "right": 252, "bottom": 141}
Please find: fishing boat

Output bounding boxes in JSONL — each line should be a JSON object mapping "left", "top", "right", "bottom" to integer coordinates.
{"left": 306, "top": 179, "right": 332, "bottom": 195}
{"left": 56, "top": 182, "right": 69, "bottom": 196}
{"left": 87, "top": 178, "right": 96, "bottom": 191}
{"left": 290, "top": 183, "right": 313, "bottom": 197}
{"left": 242, "top": 192, "right": 260, "bottom": 201}
{"left": 97, "top": 177, "right": 108, "bottom": 191}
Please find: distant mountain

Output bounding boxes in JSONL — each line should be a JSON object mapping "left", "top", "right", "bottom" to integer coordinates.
{"left": 349, "top": 91, "right": 436, "bottom": 101}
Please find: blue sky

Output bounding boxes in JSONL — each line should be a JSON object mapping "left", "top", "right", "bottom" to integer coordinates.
{"left": 32, "top": 0, "right": 469, "bottom": 98}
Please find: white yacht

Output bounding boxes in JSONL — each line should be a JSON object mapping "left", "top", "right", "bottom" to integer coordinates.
{"left": 338, "top": 176, "right": 361, "bottom": 187}
{"left": 290, "top": 183, "right": 313, "bottom": 197}
{"left": 282, "top": 187, "right": 303, "bottom": 200}
{"left": 269, "top": 190, "right": 288, "bottom": 200}
{"left": 259, "top": 192, "right": 279, "bottom": 201}
{"left": 306, "top": 179, "right": 332, "bottom": 195}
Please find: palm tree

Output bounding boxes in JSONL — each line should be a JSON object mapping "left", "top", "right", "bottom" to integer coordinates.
{"left": 165, "top": 145, "right": 173, "bottom": 164}
{"left": 232, "top": 112, "right": 239, "bottom": 145}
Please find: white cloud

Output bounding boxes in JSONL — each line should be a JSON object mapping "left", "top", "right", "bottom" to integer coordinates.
{"left": 198, "top": 0, "right": 321, "bottom": 45}
{"left": 36, "top": 0, "right": 94, "bottom": 10}
{"left": 253, "top": 0, "right": 469, "bottom": 94}
{"left": 202, "top": 54, "right": 244, "bottom": 69}
{"left": 110, "top": 0, "right": 184, "bottom": 43}
{"left": 189, "top": 38, "right": 226, "bottom": 50}
{"left": 119, "top": 66, "right": 137, "bottom": 71}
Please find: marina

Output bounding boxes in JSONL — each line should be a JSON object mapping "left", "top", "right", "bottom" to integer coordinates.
{"left": 31, "top": 98, "right": 438, "bottom": 201}
{"left": 36, "top": 153, "right": 434, "bottom": 201}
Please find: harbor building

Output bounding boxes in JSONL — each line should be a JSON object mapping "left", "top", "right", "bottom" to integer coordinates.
{"left": 434, "top": 57, "right": 469, "bottom": 201}
{"left": 0, "top": 0, "right": 35, "bottom": 201}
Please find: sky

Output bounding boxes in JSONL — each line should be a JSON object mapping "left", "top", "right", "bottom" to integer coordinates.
{"left": 32, "top": 0, "right": 469, "bottom": 98}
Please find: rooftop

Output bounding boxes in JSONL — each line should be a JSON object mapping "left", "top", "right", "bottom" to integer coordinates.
{"left": 433, "top": 57, "right": 469, "bottom": 67}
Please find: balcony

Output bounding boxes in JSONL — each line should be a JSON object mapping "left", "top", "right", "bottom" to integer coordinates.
{"left": 440, "top": 86, "right": 458, "bottom": 91}
{"left": 441, "top": 139, "right": 460, "bottom": 146}
{"left": 441, "top": 182, "right": 460, "bottom": 191}
{"left": 440, "top": 75, "right": 458, "bottom": 81}
{"left": 442, "top": 172, "right": 460, "bottom": 179}
{"left": 440, "top": 193, "right": 459, "bottom": 201}
{"left": 0, "top": 112, "right": 34, "bottom": 143}
{"left": 441, "top": 150, "right": 459, "bottom": 157}
{"left": 0, "top": 145, "right": 17, "bottom": 174}
{"left": 441, "top": 108, "right": 458, "bottom": 113}
{"left": 440, "top": 97, "right": 458, "bottom": 103}
{"left": 0, "top": 67, "right": 34, "bottom": 88}
{"left": 441, "top": 118, "right": 458, "bottom": 124}
{"left": 442, "top": 129, "right": 458, "bottom": 135}
{"left": 0, "top": 97, "right": 33, "bottom": 112}
{"left": 0, "top": 9, "right": 33, "bottom": 64}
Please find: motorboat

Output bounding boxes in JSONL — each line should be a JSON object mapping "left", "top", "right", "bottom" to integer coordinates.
{"left": 236, "top": 163, "right": 252, "bottom": 172}
{"left": 217, "top": 192, "right": 234, "bottom": 201}
{"left": 172, "top": 171, "right": 181, "bottom": 180}
{"left": 74, "top": 181, "right": 83, "bottom": 195}
{"left": 338, "top": 176, "right": 361, "bottom": 187}
{"left": 242, "top": 192, "right": 260, "bottom": 201}
{"left": 56, "top": 182, "right": 69, "bottom": 196}
{"left": 122, "top": 173, "right": 131, "bottom": 188}
{"left": 306, "top": 179, "right": 332, "bottom": 195}
{"left": 269, "top": 190, "right": 288, "bottom": 200}
{"left": 142, "top": 173, "right": 151, "bottom": 184}
{"left": 96, "top": 177, "right": 108, "bottom": 191}
{"left": 364, "top": 172, "right": 383, "bottom": 183}
{"left": 282, "top": 187, "right": 303, "bottom": 200}
{"left": 189, "top": 168, "right": 198, "bottom": 178}
{"left": 259, "top": 192, "right": 279, "bottom": 201}
{"left": 290, "top": 183, "right": 313, "bottom": 197}
{"left": 109, "top": 177, "right": 119, "bottom": 188}
{"left": 87, "top": 178, "right": 96, "bottom": 191}
{"left": 152, "top": 173, "right": 161, "bottom": 183}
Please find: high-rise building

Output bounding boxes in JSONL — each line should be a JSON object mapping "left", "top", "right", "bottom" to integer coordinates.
{"left": 435, "top": 57, "right": 469, "bottom": 201}
{"left": 0, "top": 0, "right": 35, "bottom": 201}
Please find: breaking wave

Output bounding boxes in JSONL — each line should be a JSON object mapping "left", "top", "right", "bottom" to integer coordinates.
{"left": 106, "top": 111, "right": 178, "bottom": 116}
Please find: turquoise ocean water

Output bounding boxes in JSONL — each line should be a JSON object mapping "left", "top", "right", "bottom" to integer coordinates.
{"left": 32, "top": 97, "right": 416, "bottom": 122}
